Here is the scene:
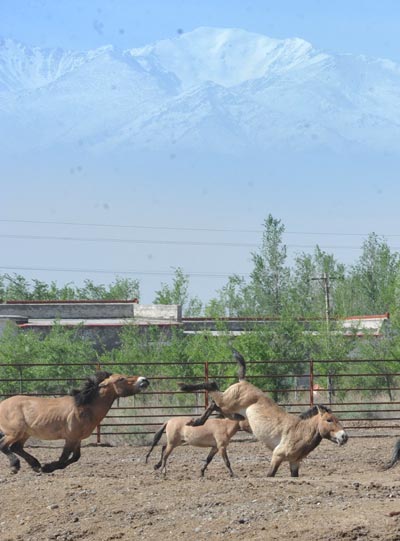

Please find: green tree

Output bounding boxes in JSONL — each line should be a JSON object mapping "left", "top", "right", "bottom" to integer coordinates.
{"left": 248, "top": 215, "right": 290, "bottom": 316}
{"left": 2, "top": 273, "right": 32, "bottom": 300}
{"left": 153, "top": 267, "right": 202, "bottom": 316}
{"left": 342, "top": 233, "right": 398, "bottom": 315}
{"left": 0, "top": 322, "right": 96, "bottom": 395}
{"left": 205, "top": 274, "right": 253, "bottom": 317}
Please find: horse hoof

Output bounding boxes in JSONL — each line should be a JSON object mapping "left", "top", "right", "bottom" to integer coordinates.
{"left": 42, "top": 464, "right": 55, "bottom": 473}
{"left": 10, "top": 467, "right": 19, "bottom": 474}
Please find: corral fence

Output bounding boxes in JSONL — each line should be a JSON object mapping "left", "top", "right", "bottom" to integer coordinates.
{"left": 1, "top": 358, "right": 400, "bottom": 444}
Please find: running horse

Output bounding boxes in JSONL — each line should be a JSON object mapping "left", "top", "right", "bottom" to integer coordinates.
{"left": 145, "top": 415, "right": 251, "bottom": 477}
{"left": 0, "top": 371, "right": 150, "bottom": 474}
{"left": 179, "top": 352, "right": 348, "bottom": 477}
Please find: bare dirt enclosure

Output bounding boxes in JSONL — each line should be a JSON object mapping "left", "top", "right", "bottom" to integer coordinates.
{"left": 1, "top": 435, "right": 400, "bottom": 541}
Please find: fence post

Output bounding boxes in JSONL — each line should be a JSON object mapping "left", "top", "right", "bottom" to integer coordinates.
{"left": 18, "top": 365, "right": 23, "bottom": 394}
{"left": 96, "top": 361, "right": 101, "bottom": 444}
{"left": 309, "top": 358, "right": 314, "bottom": 407}
{"left": 204, "top": 360, "right": 209, "bottom": 409}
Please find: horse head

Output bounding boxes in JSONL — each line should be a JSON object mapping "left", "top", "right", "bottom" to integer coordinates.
{"left": 315, "top": 405, "right": 348, "bottom": 446}
{"left": 99, "top": 373, "right": 150, "bottom": 397}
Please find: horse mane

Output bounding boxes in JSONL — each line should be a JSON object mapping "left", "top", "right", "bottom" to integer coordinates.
{"left": 70, "top": 371, "right": 112, "bottom": 406}
{"left": 299, "top": 404, "right": 331, "bottom": 419}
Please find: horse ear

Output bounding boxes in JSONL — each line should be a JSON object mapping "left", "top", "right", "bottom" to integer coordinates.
{"left": 316, "top": 405, "right": 323, "bottom": 416}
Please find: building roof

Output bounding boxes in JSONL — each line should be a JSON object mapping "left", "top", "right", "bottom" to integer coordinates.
{"left": 341, "top": 313, "right": 390, "bottom": 336}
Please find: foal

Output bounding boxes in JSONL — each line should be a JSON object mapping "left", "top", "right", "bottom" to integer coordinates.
{"left": 179, "top": 353, "right": 348, "bottom": 477}
{"left": 0, "top": 371, "right": 150, "bottom": 474}
{"left": 145, "top": 416, "right": 251, "bottom": 477}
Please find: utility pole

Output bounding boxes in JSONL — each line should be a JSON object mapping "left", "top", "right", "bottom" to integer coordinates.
{"left": 311, "top": 272, "right": 338, "bottom": 405}
{"left": 311, "top": 272, "right": 335, "bottom": 331}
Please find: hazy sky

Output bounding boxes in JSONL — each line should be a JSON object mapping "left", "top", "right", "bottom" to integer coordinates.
{"left": 1, "top": 1, "right": 400, "bottom": 305}
{"left": 1, "top": 0, "right": 400, "bottom": 62}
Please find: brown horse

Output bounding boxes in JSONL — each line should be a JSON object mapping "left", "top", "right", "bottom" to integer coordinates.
{"left": 179, "top": 353, "right": 348, "bottom": 477}
{"left": 0, "top": 371, "right": 150, "bottom": 474}
{"left": 145, "top": 415, "right": 251, "bottom": 477}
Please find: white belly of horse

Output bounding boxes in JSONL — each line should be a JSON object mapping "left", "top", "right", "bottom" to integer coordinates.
{"left": 245, "top": 405, "right": 282, "bottom": 450}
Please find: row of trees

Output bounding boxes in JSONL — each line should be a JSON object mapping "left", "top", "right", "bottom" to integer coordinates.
{"left": 1, "top": 316, "right": 399, "bottom": 401}
{"left": 1, "top": 214, "right": 400, "bottom": 401}
{"left": 1, "top": 215, "right": 398, "bottom": 319}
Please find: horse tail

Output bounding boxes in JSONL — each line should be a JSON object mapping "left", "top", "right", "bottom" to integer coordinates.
{"left": 145, "top": 422, "right": 167, "bottom": 464}
{"left": 232, "top": 349, "right": 246, "bottom": 381}
{"left": 178, "top": 382, "right": 219, "bottom": 392}
{"left": 384, "top": 439, "right": 400, "bottom": 470}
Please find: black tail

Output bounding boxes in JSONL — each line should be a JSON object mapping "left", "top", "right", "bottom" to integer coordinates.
{"left": 384, "top": 439, "right": 400, "bottom": 470}
{"left": 145, "top": 423, "right": 167, "bottom": 463}
{"left": 232, "top": 349, "right": 246, "bottom": 380}
{"left": 179, "top": 381, "right": 219, "bottom": 392}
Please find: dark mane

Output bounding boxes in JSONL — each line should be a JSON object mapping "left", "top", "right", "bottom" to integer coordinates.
{"left": 70, "top": 371, "right": 112, "bottom": 406}
{"left": 299, "top": 404, "right": 331, "bottom": 419}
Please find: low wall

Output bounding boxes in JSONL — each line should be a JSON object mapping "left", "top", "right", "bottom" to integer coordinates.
{"left": 0, "top": 302, "right": 182, "bottom": 321}
{"left": 0, "top": 302, "right": 136, "bottom": 319}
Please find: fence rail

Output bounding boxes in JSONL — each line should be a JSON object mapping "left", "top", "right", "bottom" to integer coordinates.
{"left": 1, "top": 358, "right": 400, "bottom": 443}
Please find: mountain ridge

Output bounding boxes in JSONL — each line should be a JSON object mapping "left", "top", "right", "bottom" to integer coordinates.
{"left": 1, "top": 27, "right": 399, "bottom": 156}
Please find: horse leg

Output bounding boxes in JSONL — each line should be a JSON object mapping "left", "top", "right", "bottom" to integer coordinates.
{"left": 219, "top": 447, "right": 235, "bottom": 477}
{"left": 9, "top": 442, "right": 42, "bottom": 473}
{"left": 42, "top": 441, "right": 80, "bottom": 473}
{"left": 289, "top": 462, "right": 300, "bottom": 477}
{"left": 200, "top": 447, "right": 218, "bottom": 477}
{"left": 55, "top": 443, "right": 81, "bottom": 470}
{"left": 154, "top": 445, "right": 166, "bottom": 471}
{"left": 0, "top": 435, "right": 41, "bottom": 474}
{"left": 160, "top": 443, "right": 175, "bottom": 476}
{"left": 187, "top": 400, "right": 218, "bottom": 427}
{"left": 267, "top": 449, "right": 284, "bottom": 477}
{"left": 0, "top": 436, "right": 21, "bottom": 474}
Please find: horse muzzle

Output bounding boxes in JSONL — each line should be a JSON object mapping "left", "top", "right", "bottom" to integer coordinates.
{"left": 331, "top": 430, "right": 348, "bottom": 446}
{"left": 138, "top": 377, "right": 150, "bottom": 390}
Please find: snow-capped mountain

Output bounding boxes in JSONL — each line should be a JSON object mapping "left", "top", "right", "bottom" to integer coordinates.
{"left": 1, "top": 27, "right": 400, "bottom": 156}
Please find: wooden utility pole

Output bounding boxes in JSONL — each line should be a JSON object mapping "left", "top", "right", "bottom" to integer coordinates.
{"left": 311, "top": 272, "right": 337, "bottom": 405}
{"left": 311, "top": 272, "right": 334, "bottom": 331}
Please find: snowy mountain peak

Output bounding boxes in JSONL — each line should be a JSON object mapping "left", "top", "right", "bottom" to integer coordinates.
{"left": 0, "top": 37, "right": 87, "bottom": 91}
{"left": 129, "top": 26, "right": 320, "bottom": 88}
{"left": 0, "top": 27, "right": 400, "bottom": 156}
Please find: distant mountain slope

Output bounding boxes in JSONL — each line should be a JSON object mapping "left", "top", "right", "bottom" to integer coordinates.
{"left": 1, "top": 27, "right": 399, "bottom": 156}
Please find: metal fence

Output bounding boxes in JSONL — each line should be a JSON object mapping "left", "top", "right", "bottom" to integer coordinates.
{"left": 1, "top": 358, "right": 400, "bottom": 443}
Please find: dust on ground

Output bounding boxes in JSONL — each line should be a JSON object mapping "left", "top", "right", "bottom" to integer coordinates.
{"left": 1, "top": 435, "right": 400, "bottom": 541}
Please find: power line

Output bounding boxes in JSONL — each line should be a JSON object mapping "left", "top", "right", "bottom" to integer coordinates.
{"left": 0, "top": 233, "right": 372, "bottom": 249}
{"left": 0, "top": 233, "right": 258, "bottom": 248}
{"left": 0, "top": 219, "right": 261, "bottom": 234}
{"left": 0, "top": 218, "right": 397, "bottom": 237}
{"left": 0, "top": 265, "right": 250, "bottom": 278}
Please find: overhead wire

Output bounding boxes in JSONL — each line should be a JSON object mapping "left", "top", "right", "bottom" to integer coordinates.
{"left": 0, "top": 218, "right": 397, "bottom": 237}
{"left": 0, "top": 265, "right": 248, "bottom": 278}
{"left": 0, "top": 233, "right": 374, "bottom": 249}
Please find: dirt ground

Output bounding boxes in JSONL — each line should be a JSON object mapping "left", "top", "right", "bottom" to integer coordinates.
{"left": 2, "top": 434, "right": 400, "bottom": 541}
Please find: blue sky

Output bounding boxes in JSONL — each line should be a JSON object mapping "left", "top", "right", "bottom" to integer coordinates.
{"left": 1, "top": 0, "right": 400, "bottom": 62}
{"left": 1, "top": 1, "right": 400, "bottom": 305}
